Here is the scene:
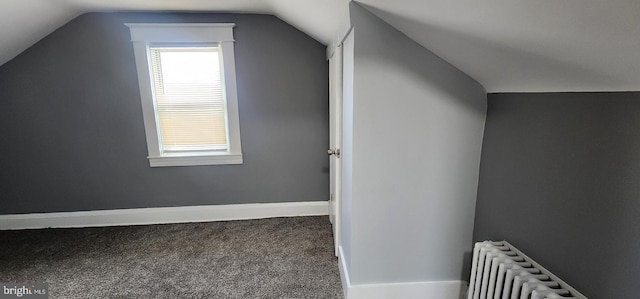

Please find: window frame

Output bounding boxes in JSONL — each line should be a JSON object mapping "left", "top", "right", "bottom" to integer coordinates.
{"left": 126, "top": 23, "right": 243, "bottom": 167}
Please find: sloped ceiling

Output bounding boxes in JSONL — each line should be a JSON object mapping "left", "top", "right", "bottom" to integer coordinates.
{"left": 362, "top": 0, "right": 640, "bottom": 92}
{"left": 1, "top": 0, "right": 639, "bottom": 92}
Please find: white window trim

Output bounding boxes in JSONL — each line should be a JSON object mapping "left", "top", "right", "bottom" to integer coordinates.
{"left": 126, "top": 23, "right": 243, "bottom": 167}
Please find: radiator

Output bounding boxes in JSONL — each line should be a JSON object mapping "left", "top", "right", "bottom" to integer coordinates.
{"left": 468, "top": 241, "right": 587, "bottom": 299}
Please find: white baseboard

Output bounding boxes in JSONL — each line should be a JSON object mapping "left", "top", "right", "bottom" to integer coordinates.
{"left": 338, "top": 246, "right": 468, "bottom": 299}
{"left": 338, "top": 246, "right": 352, "bottom": 299}
{"left": 0, "top": 201, "right": 329, "bottom": 230}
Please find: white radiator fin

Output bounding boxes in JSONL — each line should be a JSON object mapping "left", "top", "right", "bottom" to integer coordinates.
{"left": 468, "top": 241, "right": 587, "bottom": 299}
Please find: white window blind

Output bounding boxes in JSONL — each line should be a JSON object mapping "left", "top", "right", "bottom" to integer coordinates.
{"left": 149, "top": 46, "right": 229, "bottom": 153}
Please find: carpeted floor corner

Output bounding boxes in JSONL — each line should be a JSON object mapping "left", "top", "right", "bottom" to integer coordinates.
{"left": 0, "top": 216, "right": 343, "bottom": 298}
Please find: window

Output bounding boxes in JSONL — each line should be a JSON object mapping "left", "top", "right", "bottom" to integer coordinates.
{"left": 126, "top": 23, "right": 242, "bottom": 167}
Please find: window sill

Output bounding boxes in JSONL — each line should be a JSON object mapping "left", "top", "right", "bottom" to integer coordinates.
{"left": 148, "top": 153, "right": 243, "bottom": 167}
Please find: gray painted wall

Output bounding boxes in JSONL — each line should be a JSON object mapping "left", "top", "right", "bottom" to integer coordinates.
{"left": 474, "top": 92, "right": 640, "bottom": 298}
{"left": 340, "top": 28, "right": 355, "bottom": 273}
{"left": 344, "top": 3, "right": 487, "bottom": 284}
{"left": 0, "top": 13, "right": 329, "bottom": 214}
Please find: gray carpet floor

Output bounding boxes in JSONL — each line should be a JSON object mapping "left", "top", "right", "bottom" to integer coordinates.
{"left": 0, "top": 216, "right": 343, "bottom": 298}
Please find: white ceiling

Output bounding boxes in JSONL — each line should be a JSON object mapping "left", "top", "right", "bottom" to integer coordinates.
{"left": 1, "top": 0, "right": 639, "bottom": 92}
